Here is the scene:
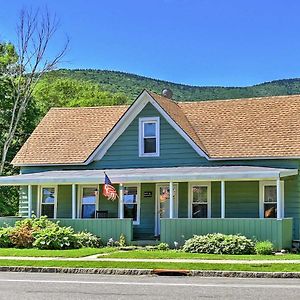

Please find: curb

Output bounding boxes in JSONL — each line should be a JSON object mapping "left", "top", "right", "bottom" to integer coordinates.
{"left": 0, "top": 266, "right": 300, "bottom": 278}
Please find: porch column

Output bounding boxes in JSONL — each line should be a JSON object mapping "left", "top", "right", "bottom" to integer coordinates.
{"left": 277, "top": 178, "right": 283, "bottom": 219}
{"left": 28, "top": 185, "right": 32, "bottom": 218}
{"left": 119, "top": 183, "right": 124, "bottom": 219}
{"left": 72, "top": 184, "right": 76, "bottom": 219}
{"left": 169, "top": 181, "right": 174, "bottom": 218}
{"left": 221, "top": 181, "right": 225, "bottom": 218}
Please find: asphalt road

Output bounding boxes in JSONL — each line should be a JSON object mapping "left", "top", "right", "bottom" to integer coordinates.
{"left": 0, "top": 272, "right": 299, "bottom": 299}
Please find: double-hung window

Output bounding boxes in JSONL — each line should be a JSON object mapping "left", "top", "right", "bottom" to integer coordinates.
{"left": 260, "top": 181, "right": 284, "bottom": 218}
{"left": 139, "top": 117, "right": 160, "bottom": 157}
{"left": 123, "top": 185, "right": 140, "bottom": 225}
{"left": 189, "top": 183, "right": 211, "bottom": 218}
{"left": 81, "top": 186, "right": 98, "bottom": 218}
{"left": 40, "top": 186, "right": 57, "bottom": 218}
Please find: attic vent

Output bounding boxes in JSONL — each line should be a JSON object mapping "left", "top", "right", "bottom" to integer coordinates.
{"left": 162, "top": 88, "right": 173, "bottom": 99}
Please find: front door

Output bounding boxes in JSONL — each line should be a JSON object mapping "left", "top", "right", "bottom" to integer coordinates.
{"left": 155, "top": 183, "right": 178, "bottom": 236}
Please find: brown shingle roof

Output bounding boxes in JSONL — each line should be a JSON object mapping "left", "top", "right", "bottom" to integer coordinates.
{"left": 148, "top": 92, "right": 208, "bottom": 154}
{"left": 12, "top": 91, "right": 300, "bottom": 165}
{"left": 12, "top": 106, "right": 129, "bottom": 165}
{"left": 178, "top": 95, "right": 300, "bottom": 158}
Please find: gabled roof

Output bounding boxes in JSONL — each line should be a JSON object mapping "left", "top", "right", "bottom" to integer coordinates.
{"left": 12, "top": 90, "right": 300, "bottom": 166}
{"left": 12, "top": 106, "right": 129, "bottom": 165}
{"left": 178, "top": 95, "right": 300, "bottom": 159}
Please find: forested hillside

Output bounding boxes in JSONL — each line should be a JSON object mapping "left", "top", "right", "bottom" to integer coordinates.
{"left": 42, "top": 69, "right": 300, "bottom": 102}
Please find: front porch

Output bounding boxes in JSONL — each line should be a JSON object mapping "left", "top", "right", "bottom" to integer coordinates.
{"left": 0, "top": 166, "right": 298, "bottom": 249}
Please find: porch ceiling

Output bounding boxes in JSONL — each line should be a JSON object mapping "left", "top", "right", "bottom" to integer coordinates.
{"left": 0, "top": 166, "right": 298, "bottom": 186}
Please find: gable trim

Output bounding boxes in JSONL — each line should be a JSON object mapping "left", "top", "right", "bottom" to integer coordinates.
{"left": 88, "top": 90, "right": 209, "bottom": 163}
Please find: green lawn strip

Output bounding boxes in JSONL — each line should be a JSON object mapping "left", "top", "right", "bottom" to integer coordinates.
{"left": 100, "top": 250, "right": 300, "bottom": 261}
{"left": 0, "top": 247, "right": 117, "bottom": 258}
{"left": 0, "top": 259, "right": 299, "bottom": 272}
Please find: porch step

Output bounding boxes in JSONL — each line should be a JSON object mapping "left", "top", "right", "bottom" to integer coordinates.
{"left": 131, "top": 239, "right": 160, "bottom": 247}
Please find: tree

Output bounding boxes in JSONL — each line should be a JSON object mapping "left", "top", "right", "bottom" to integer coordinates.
{"left": 0, "top": 7, "right": 68, "bottom": 174}
{"left": 33, "top": 77, "right": 129, "bottom": 114}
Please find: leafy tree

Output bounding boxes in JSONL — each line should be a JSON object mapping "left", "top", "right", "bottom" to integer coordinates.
{"left": 33, "top": 77, "right": 129, "bottom": 114}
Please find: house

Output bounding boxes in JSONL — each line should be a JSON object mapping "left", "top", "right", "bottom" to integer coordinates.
{"left": 0, "top": 89, "right": 299, "bottom": 249}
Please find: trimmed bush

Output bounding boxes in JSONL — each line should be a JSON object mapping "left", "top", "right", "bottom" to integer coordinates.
{"left": 183, "top": 233, "right": 255, "bottom": 254}
{"left": 255, "top": 241, "right": 274, "bottom": 255}
{"left": 33, "top": 226, "right": 78, "bottom": 250}
{"left": 0, "top": 227, "right": 13, "bottom": 248}
{"left": 74, "top": 232, "right": 102, "bottom": 248}
{"left": 157, "top": 242, "right": 169, "bottom": 251}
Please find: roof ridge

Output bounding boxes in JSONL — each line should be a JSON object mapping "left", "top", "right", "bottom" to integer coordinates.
{"left": 177, "top": 93, "right": 300, "bottom": 104}
{"left": 49, "top": 105, "right": 130, "bottom": 110}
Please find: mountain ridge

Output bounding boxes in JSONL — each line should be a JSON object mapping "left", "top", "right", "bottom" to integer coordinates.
{"left": 44, "top": 69, "right": 300, "bottom": 102}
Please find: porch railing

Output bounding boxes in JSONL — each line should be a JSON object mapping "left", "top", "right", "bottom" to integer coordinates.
{"left": 0, "top": 217, "right": 133, "bottom": 244}
{"left": 160, "top": 218, "right": 293, "bottom": 250}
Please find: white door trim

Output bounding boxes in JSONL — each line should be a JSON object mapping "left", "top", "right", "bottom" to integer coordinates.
{"left": 155, "top": 183, "right": 178, "bottom": 236}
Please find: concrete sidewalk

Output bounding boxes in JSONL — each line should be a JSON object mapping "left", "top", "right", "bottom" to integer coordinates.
{"left": 0, "top": 255, "right": 300, "bottom": 264}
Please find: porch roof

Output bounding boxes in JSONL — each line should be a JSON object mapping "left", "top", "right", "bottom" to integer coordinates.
{"left": 0, "top": 166, "right": 297, "bottom": 186}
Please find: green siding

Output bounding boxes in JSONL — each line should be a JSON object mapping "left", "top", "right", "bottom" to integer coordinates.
{"left": 57, "top": 185, "right": 72, "bottom": 218}
{"left": 160, "top": 218, "right": 293, "bottom": 250}
{"left": 225, "top": 181, "right": 259, "bottom": 218}
{"left": 19, "top": 186, "right": 38, "bottom": 217}
{"left": 178, "top": 182, "right": 188, "bottom": 218}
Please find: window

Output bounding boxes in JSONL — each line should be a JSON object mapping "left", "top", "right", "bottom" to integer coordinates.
{"left": 40, "top": 186, "right": 56, "bottom": 218}
{"left": 260, "top": 181, "right": 284, "bottom": 219}
{"left": 139, "top": 117, "right": 160, "bottom": 157}
{"left": 189, "top": 183, "right": 211, "bottom": 218}
{"left": 81, "top": 187, "right": 98, "bottom": 218}
{"left": 123, "top": 185, "right": 140, "bottom": 224}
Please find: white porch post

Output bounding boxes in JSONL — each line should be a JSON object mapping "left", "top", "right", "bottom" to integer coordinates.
{"left": 169, "top": 181, "right": 174, "bottom": 218}
{"left": 28, "top": 185, "right": 32, "bottom": 218}
{"left": 119, "top": 183, "right": 124, "bottom": 219}
{"left": 221, "top": 181, "right": 225, "bottom": 218}
{"left": 277, "top": 178, "right": 282, "bottom": 219}
{"left": 72, "top": 184, "right": 76, "bottom": 219}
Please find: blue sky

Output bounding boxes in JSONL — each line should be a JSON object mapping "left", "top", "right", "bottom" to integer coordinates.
{"left": 1, "top": 0, "right": 300, "bottom": 86}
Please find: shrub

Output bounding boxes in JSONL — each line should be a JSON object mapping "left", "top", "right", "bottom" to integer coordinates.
{"left": 183, "top": 233, "right": 255, "bottom": 255}
{"left": 10, "top": 223, "right": 35, "bottom": 248}
{"left": 255, "top": 241, "right": 274, "bottom": 255}
{"left": 119, "top": 233, "right": 126, "bottom": 247}
{"left": 157, "top": 242, "right": 169, "bottom": 251}
{"left": 74, "top": 232, "right": 102, "bottom": 248}
{"left": 33, "top": 226, "right": 78, "bottom": 250}
{"left": 0, "top": 227, "right": 13, "bottom": 248}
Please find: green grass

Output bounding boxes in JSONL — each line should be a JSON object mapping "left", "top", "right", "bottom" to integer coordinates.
{"left": 0, "top": 247, "right": 117, "bottom": 258}
{"left": 0, "top": 259, "right": 300, "bottom": 272}
{"left": 101, "top": 250, "right": 300, "bottom": 260}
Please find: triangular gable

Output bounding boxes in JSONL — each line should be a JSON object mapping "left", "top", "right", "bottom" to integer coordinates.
{"left": 87, "top": 90, "right": 209, "bottom": 164}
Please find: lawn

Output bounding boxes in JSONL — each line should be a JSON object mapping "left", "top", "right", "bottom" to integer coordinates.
{"left": 0, "top": 247, "right": 117, "bottom": 258}
{"left": 0, "top": 259, "right": 300, "bottom": 272}
{"left": 100, "top": 250, "right": 300, "bottom": 260}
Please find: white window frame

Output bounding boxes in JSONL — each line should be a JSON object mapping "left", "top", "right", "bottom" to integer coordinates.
{"left": 259, "top": 180, "right": 284, "bottom": 218}
{"left": 188, "top": 182, "right": 211, "bottom": 218}
{"left": 122, "top": 183, "right": 141, "bottom": 225}
{"left": 77, "top": 185, "right": 99, "bottom": 219}
{"left": 38, "top": 185, "right": 58, "bottom": 219}
{"left": 139, "top": 117, "right": 160, "bottom": 157}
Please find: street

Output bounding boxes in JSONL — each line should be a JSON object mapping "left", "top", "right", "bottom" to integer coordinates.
{"left": 0, "top": 272, "right": 299, "bottom": 299}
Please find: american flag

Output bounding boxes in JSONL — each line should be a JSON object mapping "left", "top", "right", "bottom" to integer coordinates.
{"left": 102, "top": 173, "right": 118, "bottom": 201}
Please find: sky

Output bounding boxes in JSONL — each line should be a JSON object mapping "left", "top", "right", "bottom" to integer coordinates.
{"left": 1, "top": 0, "right": 300, "bottom": 87}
